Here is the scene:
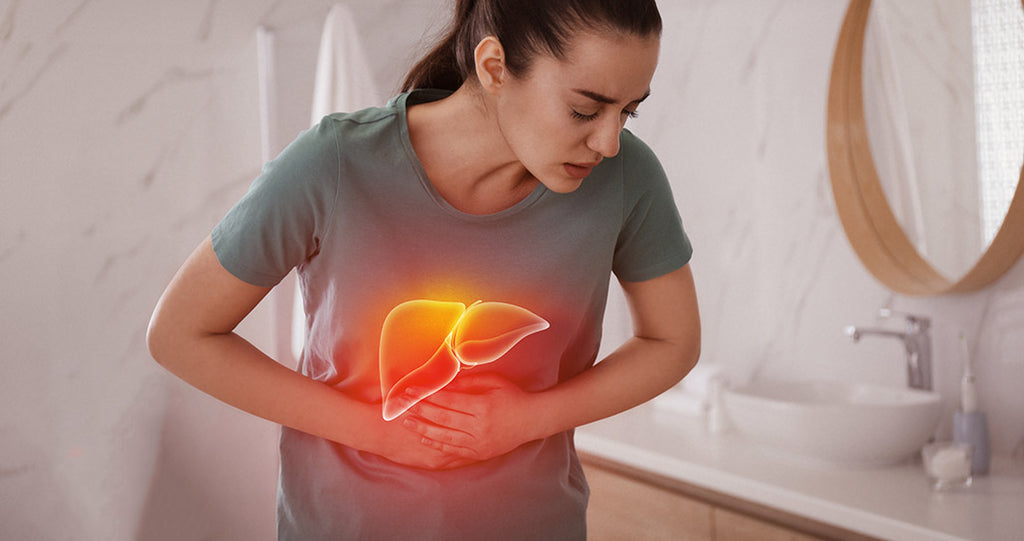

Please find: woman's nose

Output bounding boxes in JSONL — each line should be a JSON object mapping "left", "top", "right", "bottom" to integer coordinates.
{"left": 587, "top": 116, "right": 622, "bottom": 158}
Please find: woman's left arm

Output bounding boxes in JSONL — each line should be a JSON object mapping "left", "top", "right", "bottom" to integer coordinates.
{"left": 404, "top": 264, "right": 700, "bottom": 461}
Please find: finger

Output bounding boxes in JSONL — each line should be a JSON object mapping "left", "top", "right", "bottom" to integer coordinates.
{"left": 383, "top": 393, "right": 421, "bottom": 421}
{"left": 419, "top": 435, "right": 481, "bottom": 462}
{"left": 421, "top": 443, "right": 475, "bottom": 469}
{"left": 411, "top": 399, "right": 475, "bottom": 428}
{"left": 402, "top": 417, "right": 476, "bottom": 450}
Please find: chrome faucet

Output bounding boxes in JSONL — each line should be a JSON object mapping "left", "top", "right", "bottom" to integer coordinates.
{"left": 844, "top": 309, "right": 933, "bottom": 391}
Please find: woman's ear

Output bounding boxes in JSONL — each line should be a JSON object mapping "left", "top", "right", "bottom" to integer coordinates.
{"left": 474, "top": 36, "right": 507, "bottom": 94}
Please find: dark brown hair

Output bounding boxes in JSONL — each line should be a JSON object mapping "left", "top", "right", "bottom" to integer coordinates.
{"left": 402, "top": 0, "right": 662, "bottom": 91}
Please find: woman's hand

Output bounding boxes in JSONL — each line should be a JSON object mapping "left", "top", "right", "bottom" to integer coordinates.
{"left": 399, "top": 372, "right": 538, "bottom": 462}
{"left": 369, "top": 410, "right": 481, "bottom": 470}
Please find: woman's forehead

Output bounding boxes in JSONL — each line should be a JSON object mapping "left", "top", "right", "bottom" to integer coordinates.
{"left": 534, "top": 31, "right": 659, "bottom": 98}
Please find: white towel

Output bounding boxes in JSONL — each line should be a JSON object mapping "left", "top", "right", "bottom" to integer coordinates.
{"left": 679, "top": 362, "right": 727, "bottom": 397}
{"left": 310, "top": 3, "right": 380, "bottom": 123}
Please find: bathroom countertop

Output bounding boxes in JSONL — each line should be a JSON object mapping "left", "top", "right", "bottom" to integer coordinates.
{"left": 575, "top": 399, "right": 1024, "bottom": 541}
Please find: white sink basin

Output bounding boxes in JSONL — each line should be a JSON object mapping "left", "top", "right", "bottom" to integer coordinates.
{"left": 722, "top": 380, "right": 941, "bottom": 467}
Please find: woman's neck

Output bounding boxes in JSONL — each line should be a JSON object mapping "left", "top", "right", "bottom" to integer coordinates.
{"left": 406, "top": 85, "right": 539, "bottom": 215}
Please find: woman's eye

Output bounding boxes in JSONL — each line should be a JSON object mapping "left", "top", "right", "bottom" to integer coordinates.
{"left": 571, "top": 109, "right": 599, "bottom": 122}
{"left": 571, "top": 107, "right": 640, "bottom": 122}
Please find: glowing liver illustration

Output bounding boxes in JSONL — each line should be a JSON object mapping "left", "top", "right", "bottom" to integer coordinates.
{"left": 379, "top": 299, "right": 549, "bottom": 421}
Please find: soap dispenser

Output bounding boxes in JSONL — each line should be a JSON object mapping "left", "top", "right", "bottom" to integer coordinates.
{"left": 706, "top": 376, "right": 731, "bottom": 434}
{"left": 952, "top": 332, "right": 990, "bottom": 475}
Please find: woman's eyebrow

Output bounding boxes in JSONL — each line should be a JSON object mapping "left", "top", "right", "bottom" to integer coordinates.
{"left": 573, "top": 88, "right": 651, "bottom": 105}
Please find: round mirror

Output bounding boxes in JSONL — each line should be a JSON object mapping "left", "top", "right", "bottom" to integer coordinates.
{"left": 827, "top": 0, "right": 1024, "bottom": 295}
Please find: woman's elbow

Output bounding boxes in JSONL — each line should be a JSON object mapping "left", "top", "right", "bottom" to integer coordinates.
{"left": 682, "top": 339, "right": 701, "bottom": 375}
{"left": 146, "top": 307, "right": 174, "bottom": 367}
{"left": 146, "top": 297, "right": 193, "bottom": 369}
{"left": 674, "top": 322, "right": 701, "bottom": 379}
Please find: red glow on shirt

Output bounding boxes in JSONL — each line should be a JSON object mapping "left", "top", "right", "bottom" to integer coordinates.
{"left": 379, "top": 299, "right": 549, "bottom": 420}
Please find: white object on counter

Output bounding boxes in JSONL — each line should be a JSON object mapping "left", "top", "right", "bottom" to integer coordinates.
{"left": 705, "top": 376, "right": 731, "bottom": 434}
{"left": 679, "top": 362, "right": 727, "bottom": 396}
{"left": 652, "top": 362, "right": 729, "bottom": 417}
{"left": 922, "top": 441, "right": 973, "bottom": 491}
{"left": 651, "top": 389, "right": 708, "bottom": 416}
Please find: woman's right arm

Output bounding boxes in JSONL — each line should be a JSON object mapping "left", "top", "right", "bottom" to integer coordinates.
{"left": 147, "top": 236, "right": 473, "bottom": 470}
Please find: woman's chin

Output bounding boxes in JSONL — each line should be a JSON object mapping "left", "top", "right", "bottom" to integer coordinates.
{"left": 539, "top": 173, "right": 587, "bottom": 194}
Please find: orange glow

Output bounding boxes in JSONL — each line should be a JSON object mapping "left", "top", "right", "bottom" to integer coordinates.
{"left": 379, "top": 299, "right": 549, "bottom": 421}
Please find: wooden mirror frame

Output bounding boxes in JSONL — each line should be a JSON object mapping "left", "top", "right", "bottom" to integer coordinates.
{"left": 827, "top": 0, "right": 1024, "bottom": 296}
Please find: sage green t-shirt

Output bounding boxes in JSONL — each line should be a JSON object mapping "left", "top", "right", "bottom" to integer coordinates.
{"left": 212, "top": 90, "right": 691, "bottom": 540}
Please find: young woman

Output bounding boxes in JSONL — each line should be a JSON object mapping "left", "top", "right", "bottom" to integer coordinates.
{"left": 148, "top": 0, "right": 700, "bottom": 538}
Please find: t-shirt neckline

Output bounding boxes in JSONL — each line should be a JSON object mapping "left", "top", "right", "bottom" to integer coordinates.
{"left": 395, "top": 90, "right": 549, "bottom": 223}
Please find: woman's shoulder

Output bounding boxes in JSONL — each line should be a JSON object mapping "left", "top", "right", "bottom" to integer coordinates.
{"left": 316, "top": 90, "right": 442, "bottom": 133}
{"left": 618, "top": 129, "right": 660, "bottom": 167}
{"left": 613, "top": 129, "right": 668, "bottom": 189}
{"left": 295, "top": 101, "right": 410, "bottom": 162}
{"left": 316, "top": 102, "right": 403, "bottom": 136}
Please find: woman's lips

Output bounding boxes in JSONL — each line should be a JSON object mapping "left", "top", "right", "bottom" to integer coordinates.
{"left": 563, "top": 162, "right": 600, "bottom": 179}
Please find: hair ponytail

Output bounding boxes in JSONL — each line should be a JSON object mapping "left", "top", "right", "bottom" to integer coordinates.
{"left": 402, "top": 0, "right": 661, "bottom": 92}
{"left": 401, "top": 0, "right": 478, "bottom": 91}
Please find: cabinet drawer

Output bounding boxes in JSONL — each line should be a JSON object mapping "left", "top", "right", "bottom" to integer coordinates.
{"left": 584, "top": 462, "right": 714, "bottom": 540}
{"left": 713, "top": 507, "right": 823, "bottom": 541}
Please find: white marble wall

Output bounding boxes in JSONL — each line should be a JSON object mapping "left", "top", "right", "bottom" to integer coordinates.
{"left": 0, "top": 1, "right": 340, "bottom": 539}
{"left": 1, "top": 1, "right": 1022, "bottom": 540}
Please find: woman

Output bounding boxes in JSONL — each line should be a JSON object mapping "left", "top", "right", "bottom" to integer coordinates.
{"left": 147, "top": 0, "right": 700, "bottom": 538}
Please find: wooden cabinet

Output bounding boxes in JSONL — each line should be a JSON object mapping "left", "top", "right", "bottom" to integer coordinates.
{"left": 585, "top": 463, "right": 713, "bottom": 540}
{"left": 712, "top": 508, "right": 823, "bottom": 541}
{"left": 582, "top": 458, "right": 875, "bottom": 541}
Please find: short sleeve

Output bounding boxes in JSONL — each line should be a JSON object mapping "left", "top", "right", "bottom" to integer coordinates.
{"left": 211, "top": 117, "right": 341, "bottom": 287}
{"left": 612, "top": 132, "right": 693, "bottom": 282}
